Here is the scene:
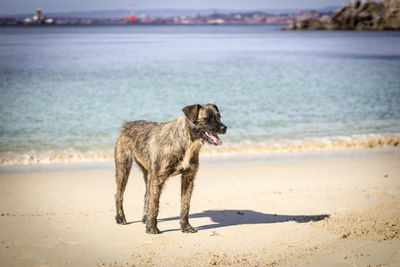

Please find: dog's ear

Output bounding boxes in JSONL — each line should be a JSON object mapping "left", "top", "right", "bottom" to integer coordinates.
{"left": 207, "top": 103, "right": 219, "bottom": 113}
{"left": 182, "top": 104, "right": 201, "bottom": 124}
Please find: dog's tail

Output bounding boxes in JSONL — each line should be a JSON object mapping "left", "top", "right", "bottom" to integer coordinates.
{"left": 120, "top": 120, "right": 133, "bottom": 135}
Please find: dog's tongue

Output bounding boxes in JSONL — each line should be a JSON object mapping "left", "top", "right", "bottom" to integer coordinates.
{"left": 208, "top": 132, "right": 222, "bottom": 146}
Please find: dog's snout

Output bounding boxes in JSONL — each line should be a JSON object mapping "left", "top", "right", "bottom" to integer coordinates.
{"left": 220, "top": 124, "right": 227, "bottom": 134}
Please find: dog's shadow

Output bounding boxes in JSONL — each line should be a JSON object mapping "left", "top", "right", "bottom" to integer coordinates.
{"left": 131, "top": 209, "right": 329, "bottom": 233}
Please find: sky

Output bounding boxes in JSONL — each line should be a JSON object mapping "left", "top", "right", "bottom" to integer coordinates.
{"left": 0, "top": 0, "right": 348, "bottom": 15}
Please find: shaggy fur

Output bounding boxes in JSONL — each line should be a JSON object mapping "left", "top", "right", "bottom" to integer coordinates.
{"left": 114, "top": 104, "right": 227, "bottom": 234}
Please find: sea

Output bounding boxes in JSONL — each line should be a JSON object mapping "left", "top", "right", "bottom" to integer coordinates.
{"left": 0, "top": 25, "right": 399, "bottom": 165}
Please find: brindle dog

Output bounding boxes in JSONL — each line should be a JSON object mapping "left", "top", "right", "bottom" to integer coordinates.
{"left": 114, "top": 104, "right": 227, "bottom": 234}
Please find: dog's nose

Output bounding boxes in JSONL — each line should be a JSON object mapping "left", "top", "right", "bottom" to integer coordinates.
{"left": 220, "top": 124, "right": 227, "bottom": 134}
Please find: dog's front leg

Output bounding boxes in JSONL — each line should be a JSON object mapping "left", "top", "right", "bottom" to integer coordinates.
{"left": 145, "top": 175, "right": 164, "bottom": 234}
{"left": 180, "top": 170, "right": 197, "bottom": 233}
{"left": 141, "top": 169, "right": 150, "bottom": 224}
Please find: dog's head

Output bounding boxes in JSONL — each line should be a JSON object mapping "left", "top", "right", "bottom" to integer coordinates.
{"left": 182, "top": 104, "right": 227, "bottom": 146}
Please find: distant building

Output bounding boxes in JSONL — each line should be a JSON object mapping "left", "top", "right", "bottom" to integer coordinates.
{"left": 32, "top": 8, "right": 42, "bottom": 23}
{"left": 124, "top": 8, "right": 136, "bottom": 23}
{"left": 24, "top": 8, "right": 55, "bottom": 24}
{"left": 209, "top": 19, "right": 225, "bottom": 25}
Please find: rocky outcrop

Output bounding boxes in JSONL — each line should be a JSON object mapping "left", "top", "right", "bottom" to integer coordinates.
{"left": 285, "top": 18, "right": 326, "bottom": 30}
{"left": 283, "top": 0, "right": 400, "bottom": 30}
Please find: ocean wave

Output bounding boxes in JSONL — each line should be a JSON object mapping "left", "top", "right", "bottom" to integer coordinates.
{"left": 201, "top": 133, "right": 400, "bottom": 155}
{"left": 0, "top": 150, "right": 114, "bottom": 166}
{"left": 0, "top": 134, "right": 399, "bottom": 165}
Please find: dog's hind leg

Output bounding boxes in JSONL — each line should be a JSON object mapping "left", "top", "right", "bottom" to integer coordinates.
{"left": 145, "top": 175, "right": 165, "bottom": 234}
{"left": 114, "top": 144, "right": 133, "bottom": 225}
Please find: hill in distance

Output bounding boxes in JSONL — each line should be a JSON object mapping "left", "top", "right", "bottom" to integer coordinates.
{"left": 2, "top": 7, "right": 339, "bottom": 19}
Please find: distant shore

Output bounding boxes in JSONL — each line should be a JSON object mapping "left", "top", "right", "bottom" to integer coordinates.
{"left": 284, "top": 0, "right": 400, "bottom": 31}
{"left": 0, "top": 8, "right": 331, "bottom": 26}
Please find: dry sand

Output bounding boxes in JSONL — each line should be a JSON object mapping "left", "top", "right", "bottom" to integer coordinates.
{"left": 0, "top": 153, "right": 399, "bottom": 266}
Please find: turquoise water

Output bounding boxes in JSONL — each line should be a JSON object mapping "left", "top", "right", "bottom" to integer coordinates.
{"left": 0, "top": 25, "right": 400, "bottom": 163}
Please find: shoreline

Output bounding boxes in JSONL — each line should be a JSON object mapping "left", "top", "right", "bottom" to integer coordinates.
{"left": 1, "top": 133, "right": 399, "bottom": 168}
{"left": 1, "top": 146, "right": 399, "bottom": 173}
{"left": 0, "top": 153, "right": 399, "bottom": 266}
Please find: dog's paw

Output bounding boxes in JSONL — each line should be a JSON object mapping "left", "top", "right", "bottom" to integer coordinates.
{"left": 141, "top": 215, "right": 147, "bottom": 224}
{"left": 115, "top": 214, "right": 127, "bottom": 225}
{"left": 146, "top": 225, "right": 160, "bottom": 234}
{"left": 181, "top": 223, "right": 197, "bottom": 233}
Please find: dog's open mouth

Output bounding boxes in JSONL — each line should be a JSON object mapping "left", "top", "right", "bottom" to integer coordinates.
{"left": 204, "top": 132, "right": 222, "bottom": 146}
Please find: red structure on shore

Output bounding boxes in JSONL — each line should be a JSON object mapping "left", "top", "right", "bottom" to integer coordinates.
{"left": 124, "top": 8, "right": 136, "bottom": 23}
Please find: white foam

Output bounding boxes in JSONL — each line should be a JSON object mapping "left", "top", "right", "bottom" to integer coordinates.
{"left": 0, "top": 133, "right": 399, "bottom": 166}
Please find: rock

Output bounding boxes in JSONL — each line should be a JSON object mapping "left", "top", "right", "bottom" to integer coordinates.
{"left": 296, "top": 18, "right": 327, "bottom": 30}
{"left": 283, "top": 0, "right": 400, "bottom": 30}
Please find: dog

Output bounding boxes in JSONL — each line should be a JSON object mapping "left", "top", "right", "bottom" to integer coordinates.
{"left": 114, "top": 104, "right": 227, "bottom": 234}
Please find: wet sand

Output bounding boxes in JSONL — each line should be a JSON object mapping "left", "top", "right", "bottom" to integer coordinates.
{"left": 0, "top": 154, "right": 399, "bottom": 266}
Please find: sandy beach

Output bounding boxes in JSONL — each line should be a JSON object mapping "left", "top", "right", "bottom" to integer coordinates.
{"left": 2, "top": 15, "right": 400, "bottom": 267}
{"left": 0, "top": 152, "right": 399, "bottom": 266}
